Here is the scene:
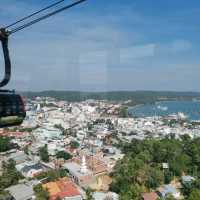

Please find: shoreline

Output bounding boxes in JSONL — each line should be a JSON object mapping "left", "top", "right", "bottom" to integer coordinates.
{"left": 128, "top": 100, "right": 200, "bottom": 121}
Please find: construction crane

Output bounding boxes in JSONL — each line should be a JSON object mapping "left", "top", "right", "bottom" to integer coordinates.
{"left": 0, "top": 0, "right": 88, "bottom": 127}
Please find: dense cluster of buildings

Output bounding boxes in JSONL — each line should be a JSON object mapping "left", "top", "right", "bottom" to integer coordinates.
{"left": 0, "top": 96, "right": 200, "bottom": 199}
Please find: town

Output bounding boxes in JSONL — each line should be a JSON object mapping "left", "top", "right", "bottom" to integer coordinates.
{"left": 1, "top": 96, "right": 200, "bottom": 200}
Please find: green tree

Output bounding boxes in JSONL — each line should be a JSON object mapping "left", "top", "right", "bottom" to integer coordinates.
{"left": 119, "top": 106, "right": 129, "bottom": 118}
{"left": 0, "top": 159, "right": 23, "bottom": 190}
{"left": 86, "top": 188, "right": 94, "bottom": 200}
{"left": 164, "top": 170, "right": 173, "bottom": 184}
{"left": 36, "top": 169, "right": 68, "bottom": 181}
{"left": 39, "top": 144, "right": 49, "bottom": 163}
{"left": 188, "top": 189, "right": 200, "bottom": 200}
{"left": 87, "top": 123, "right": 93, "bottom": 131}
{"left": 120, "top": 184, "right": 144, "bottom": 200}
{"left": 110, "top": 137, "right": 200, "bottom": 199}
{"left": 165, "top": 194, "right": 176, "bottom": 200}
{"left": 146, "top": 168, "right": 164, "bottom": 189}
{"left": 54, "top": 124, "right": 64, "bottom": 133}
{"left": 58, "top": 169, "right": 68, "bottom": 178}
{"left": 34, "top": 184, "right": 49, "bottom": 200}
{"left": 0, "top": 137, "right": 13, "bottom": 152}
{"left": 56, "top": 151, "right": 72, "bottom": 160}
{"left": 24, "top": 145, "right": 29, "bottom": 155}
{"left": 182, "top": 182, "right": 193, "bottom": 198}
{"left": 0, "top": 190, "right": 11, "bottom": 200}
{"left": 70, "top": 141, "right": 80, "bottom": 149}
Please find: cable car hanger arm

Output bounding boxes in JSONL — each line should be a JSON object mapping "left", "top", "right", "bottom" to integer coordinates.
{"left": 0, "top": 29, "right": 11, "bottom": 88}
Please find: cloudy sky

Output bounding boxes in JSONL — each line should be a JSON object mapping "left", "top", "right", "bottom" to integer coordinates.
{"left": 0, "top": 0, "right": 200, "bottom": 91}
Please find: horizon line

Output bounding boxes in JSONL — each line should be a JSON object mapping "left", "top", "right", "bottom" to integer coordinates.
{"left": 18, "top": 90, "right": 200, "bottom": 93}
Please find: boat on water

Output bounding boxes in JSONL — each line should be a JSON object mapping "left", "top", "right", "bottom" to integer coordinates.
{"left": 177, "top": 112, "right": 188, "bottom": 120}
{"left": 157, "top": 105, "right": 168, "bottom": 111}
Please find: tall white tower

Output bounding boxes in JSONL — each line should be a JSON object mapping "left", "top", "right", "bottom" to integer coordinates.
{"left": 80, "top": 155, "right": 88, "bottom": 174}
{"left": 36, "top": 103, "right": 41, "bottom": 112}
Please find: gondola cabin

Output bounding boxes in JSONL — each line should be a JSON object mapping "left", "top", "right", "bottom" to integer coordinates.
{"left": 0, "top": 92, "right": 26, "bottom": 127}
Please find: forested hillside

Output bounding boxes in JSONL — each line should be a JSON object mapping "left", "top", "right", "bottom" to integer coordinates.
{"left": 22, "top": 91, "right": 200, "bottom": 105}
{"left": 110, "top": 136, "right": 200, "bottom": 200}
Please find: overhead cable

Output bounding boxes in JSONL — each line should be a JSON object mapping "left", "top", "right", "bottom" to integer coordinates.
{"left": 9, "top": 0, "right": 87, "bottom": 35}
{"left": 5, "top": 0, "right": 66, "bottom": 29}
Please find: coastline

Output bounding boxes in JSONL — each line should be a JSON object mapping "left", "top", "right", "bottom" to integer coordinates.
{"left": 128, "top": 100, "right": 200, "bottom": 121}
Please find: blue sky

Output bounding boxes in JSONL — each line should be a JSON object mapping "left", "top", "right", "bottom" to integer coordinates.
{"left": 0, "top": 0, "right": 200, "bottom": 91}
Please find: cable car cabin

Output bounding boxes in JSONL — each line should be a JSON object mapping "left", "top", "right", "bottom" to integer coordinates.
{"left": 0, "top": 92, "right": 26, "bottom": 127}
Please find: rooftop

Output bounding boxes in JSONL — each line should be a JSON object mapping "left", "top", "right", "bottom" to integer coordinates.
{"left": 6, "top": 180, "right": 39, "bottom": 200}
{"left": 182, "top": 175, "right": 195, "bottom": 183}
{"left": 142, "top": 192, "right": 158, "bottom": 200}
{"left": 43, "top": 178, "right": 81, "bottom": 200}
{"left": 158, "top": 184, "right": 180, "bottom": 197}
{"left": 93, "top": 192, "right": 119, "bottom": 200}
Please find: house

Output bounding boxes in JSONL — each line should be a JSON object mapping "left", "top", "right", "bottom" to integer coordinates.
{"left": 6, "top": 180, "right": 39, "bottom": 200}
{"left": 93, "top": 192, "right": 119, "bottom": 200}
{"left": 142, "top": 192, "right": 158, "bottom": 200}
{"left": 7, "top": 151, "right": 28, "bottom": 164}
{"left": 158, "top": 184, "right": 181, "bottom": 199}
{"left": 42, "top": 178, "right": 82, "bottom": 200}
{"left": 181, "top": 176, "right": 195, "bottom": 185}
{"left": 20, "top": 163, "right": 46, "bottom": 178}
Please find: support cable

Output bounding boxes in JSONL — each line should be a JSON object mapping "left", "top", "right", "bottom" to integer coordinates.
{"left": 5, "top": 0, "right": 66, "bottom": 29}
{"left": 9, "top": 0, "right": 87, "bottom": 35}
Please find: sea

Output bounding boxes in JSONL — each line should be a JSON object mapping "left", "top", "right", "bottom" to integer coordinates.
{"left": 129, "top": 100, "right": 200, "bottom": 121}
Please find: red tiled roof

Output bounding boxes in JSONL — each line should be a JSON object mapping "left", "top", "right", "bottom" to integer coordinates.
{"left": 142, "top": 192, "right": 158, "bottom": 200}
{"left": 0, "top": 131, "right": 28, "bottom": 138}
{"left": 43, "top": 179, "right": 81, "bottom": 200}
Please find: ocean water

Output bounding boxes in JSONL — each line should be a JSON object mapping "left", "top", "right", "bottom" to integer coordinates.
{"left": 129, "top": 101, "right": 200, "bottom": 121}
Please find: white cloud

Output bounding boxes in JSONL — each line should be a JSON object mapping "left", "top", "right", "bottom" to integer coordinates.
{"left": 155, "top": 40, "right": 192, "bottom": 55}
{"left": 120, "top": 44, "right": 156, "bottom": 64}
